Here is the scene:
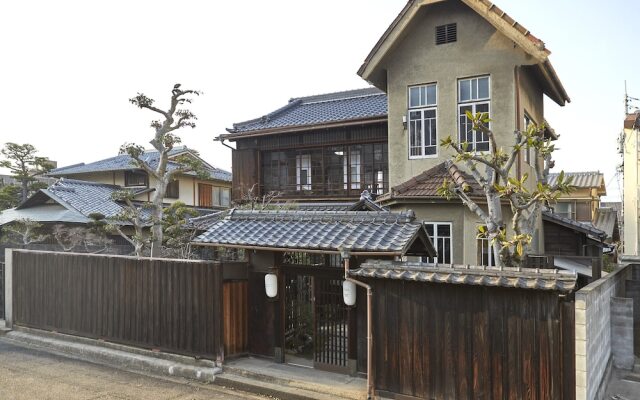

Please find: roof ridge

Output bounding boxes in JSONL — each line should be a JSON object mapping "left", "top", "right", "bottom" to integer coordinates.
{"left": 296, "top": 87, "right": 384, "bottom": 104}
{"left": 54, "top": 178, "right": 122, "bottom": 189}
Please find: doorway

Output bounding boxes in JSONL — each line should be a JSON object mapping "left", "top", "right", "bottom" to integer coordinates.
{"left": 283, "top": 272, "right": 349, "bottom": 372}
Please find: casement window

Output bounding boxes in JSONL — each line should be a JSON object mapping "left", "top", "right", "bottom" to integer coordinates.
{"left": 165, "top": 179, "right": 179, "bottom": 199}
{"left": 458, "top": 76, "right": 490, "bottom": 152}
{"left": 477, "top": 234, "right": 497, "bottom": 267}
{"left": 343, "top": 149, "right": 361, "bottom": 190}
{"left": 296, "top": 154, "right": 312, "bottom": 191}
{"left": 424, "top": 222, "right": 452, "bottom": 264}
{"left": 524, "top": 114, "right": 533, "bottom": 165}
{"left": 124, "top": 171, "right": 148, "bottom": 187}
{"left": 408, "top": 83, "right": 438, "bottom": 158}
{"left": 212, "top": 186, "right": 231, "bottom": 207}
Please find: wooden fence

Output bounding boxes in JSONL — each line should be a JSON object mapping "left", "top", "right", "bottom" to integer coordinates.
{"left": 11, "top": 250, "right": 224, "bottom": 360}
{"left": 370, "top": 279, "right": 575, "bottom": 400}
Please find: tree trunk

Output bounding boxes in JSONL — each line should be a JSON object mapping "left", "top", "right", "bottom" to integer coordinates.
{"left": 20, "top": 179, "right": 28, "bottom": 202}
{"left": 150, "top": 179, "right": 167, "bottom": 258}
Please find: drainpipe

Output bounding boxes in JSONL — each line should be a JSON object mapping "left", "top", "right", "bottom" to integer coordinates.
{"left": 215, "top": 136, "right": 235, "bottom": 152}
{"left": 342, "top": 251, "right": 374, "bottom": 400}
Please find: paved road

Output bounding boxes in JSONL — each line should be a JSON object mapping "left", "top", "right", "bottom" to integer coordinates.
{"left": 0, "top": 339, "right": 263, "bottom": 400}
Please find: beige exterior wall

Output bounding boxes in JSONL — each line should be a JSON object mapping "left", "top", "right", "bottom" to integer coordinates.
{"left": 380, "top": 1, "right": 543, "bottom": 187}
{"left": 623, "top": 127, "right": 638, "bottom": 255}
{"left": 59, "top": 171, "right": 231, "bottom": 208}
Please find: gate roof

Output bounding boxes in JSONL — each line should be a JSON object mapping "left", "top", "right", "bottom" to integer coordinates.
{"left": 192, "top": 209, "right": 436, "bottom": 257}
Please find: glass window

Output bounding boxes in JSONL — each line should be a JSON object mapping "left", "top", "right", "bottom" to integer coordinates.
{"left": 408, "top": 84, "right": 437, "bottom": 158}
{"left": 477, "top": 235, "right": 496, "bottom": 267}
{"left": 458, "top": 76, "right": 490, "bottom": 152}
{"left": 124, "top": 171, "right": 148, "bottom": 187}
{"left": 165, "top": 179, "right": 179, "bottom": 199}
{"left": 221, "top": 188, "right": 230, "bottom": 207}
{"left": 424, "top": 223, "right": 452, "bottom": 264}
{"left": 212, "top": 186, "right": 221, "bottom": 206}
{"left": 296, "top": 154, "right": 311, "bottom": 191}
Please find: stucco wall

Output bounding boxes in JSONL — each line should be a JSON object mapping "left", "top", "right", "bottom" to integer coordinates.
{"left": 623, "top": 127, "right": 638, "bottom": 255}
{"left": 379, "top": 1, "right": 543, "bottom": 187}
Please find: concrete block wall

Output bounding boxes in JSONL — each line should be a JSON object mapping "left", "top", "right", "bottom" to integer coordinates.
{"left": 610, "top": 297, "right": 635, "bottom": 369}
{"left": 575, "top": 266, "right": 630, "bottom": 400}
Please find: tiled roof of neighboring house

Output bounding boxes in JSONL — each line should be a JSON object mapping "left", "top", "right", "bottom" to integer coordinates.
{"left": 593, "top": 207, "right": 620, "bottom": 242}
{"left": 624, "top": 112, "right": 640, "bottom": 130}
{"left": 0, "top": 204, "right": 87, "bottom": 226}
{"left": 547, "top": 171, "right": 605, "bottom": 193}
{"left": 223, "top": 87, "right": 387, "bottom": 137}
{"left": 188, "top": 211, "right": 225, "bottom": 231}
{"left": 358, "top": 0, "right": 569, "bottom": 106}
{"left": 274, "top": 196, "right": 387, "bottom": 212}
{"left": 541, "top": 210, "right": 607, "bottom": 241}
{"left": 1, "top": 179, "right": 151, "bottom": 226}
{"left": 193, "top": 209, "right": 436, "bottom": 256}
{"left": 379, "top": 162, "right": 483, "bottom": 202}
{"left": 49, "top": 146, "right": 232, "bottom": 182}
{"left": 350, "top": 260, "right": 577, "bottom": 293}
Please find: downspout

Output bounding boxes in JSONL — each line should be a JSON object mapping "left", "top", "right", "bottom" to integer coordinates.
{"left": 342, "top": 251, "right": 374, "bottom": 400}
{"left": 215, "top": 136, "right": 235, "bottom": 152}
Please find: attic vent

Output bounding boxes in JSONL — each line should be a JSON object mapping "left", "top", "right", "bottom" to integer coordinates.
{"left": 436, "top": 23, "right": 457, "bottom": 45}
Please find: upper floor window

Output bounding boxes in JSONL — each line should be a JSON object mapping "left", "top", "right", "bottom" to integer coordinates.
{"left": 124, "top": 170, "right": 148, "bottom": 187}
{"left": 436, "top": 23, "right": 457, "bottom": 45}
{"left": 166, "top": 179, "right": 179, "bottom": 199}
{"left": 296, "top": 154, "right": 312, "bottom": 191}
{"left": 477, "top": 228, "right": 496, "bottom": 267}
{"left": 458, "top": 76, "right": 490, "bottom": 152}
{"left": 524, "top": 114, "right": 533, "bottom": 165}
{"left": 424, "top": 222, "right": 452, "bottom": 264}
{"left": 408, "top": 83, "right": 437, "bottom": 158}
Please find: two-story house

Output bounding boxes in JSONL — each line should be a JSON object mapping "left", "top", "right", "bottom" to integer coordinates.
{"left": 48, "top": 146, "right": 232, "bottom": 210}
{"left": 361, "top": 0, "right": 569, "bottom": 265}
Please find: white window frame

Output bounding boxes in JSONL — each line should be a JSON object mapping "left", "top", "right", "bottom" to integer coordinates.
{"left": 296, "top": 154, "right": 311, "bottom": 191}
{"left": 477, "top": 234, "right": 496, "bottom": 267}
{"left": 424, "top": 222, "right": 452, "bottom": 264}
{"left": 408, "top": 83, "right": 438, "bottom": 159}
{"left": 458, "top": 76, "right": 491, "bottom": 153}
{"left": 524, "top": 114, "right": 533, "bottom": 165}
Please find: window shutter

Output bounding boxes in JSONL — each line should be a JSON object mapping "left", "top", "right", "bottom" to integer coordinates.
{"left": 436, "top": 23, "right": 457, "bottom": 45}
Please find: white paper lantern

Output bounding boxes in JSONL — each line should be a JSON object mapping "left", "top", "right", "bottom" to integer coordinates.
{"left": 265, "top": 273, "right": 278, "bottom": 298}
{"left": 342, "top": 280, "right": 356, "bottom": 306}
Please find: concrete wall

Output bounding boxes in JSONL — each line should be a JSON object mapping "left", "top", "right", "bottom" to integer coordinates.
{"left": 623, "top": 127, "right": 639, "bottom": 255}
{"left": 380, "top": 1, "right": 544, "bottom": 187}
{"left": 575, "top": 264, "right": 633, "bottom": 400}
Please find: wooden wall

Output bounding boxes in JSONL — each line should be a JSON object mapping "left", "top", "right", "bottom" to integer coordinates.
{"left": 12, "top": 250, "right": 224, "bottom": 360}
{"left": 231, "top": 149, "right": 258, "bottom": 202}
{"left": 369, "top": 278, "right": 575, "bottom": 400}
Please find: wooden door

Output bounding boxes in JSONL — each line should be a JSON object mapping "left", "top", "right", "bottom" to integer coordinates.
{"left": 198, "top": 183, "right": 213, "bottom": 207}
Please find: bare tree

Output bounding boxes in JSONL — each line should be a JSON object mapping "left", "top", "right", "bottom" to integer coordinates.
{"left": 121, "top": 84, "right": 209, "bottom": 257}
{"left": 2, "top": 219, "right": 49, "bottom": 245}
{"left": 438, "top": 112, "right": 573, "bottom": 267}
{"left": 237, "top": 183, "right": 287, "bottom": 210}
{"left": 106, "top": 189, "right": 150, "bottom": 257}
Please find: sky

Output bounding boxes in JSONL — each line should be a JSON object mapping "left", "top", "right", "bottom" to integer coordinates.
{"left": 1, "top": 0, "right": 638, "bottom": 201}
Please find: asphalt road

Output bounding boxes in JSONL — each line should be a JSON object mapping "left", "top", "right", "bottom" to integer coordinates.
{"left": 0, "top": 339, "right": 264, "bottom": 400}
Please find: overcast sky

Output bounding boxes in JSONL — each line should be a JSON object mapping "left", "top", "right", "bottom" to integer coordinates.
{"left": 1, "top": 0, "right": 638, "bottom": 201}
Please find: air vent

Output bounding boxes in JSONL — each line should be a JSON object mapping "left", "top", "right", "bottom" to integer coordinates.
{"left": 436, "top": 23, "right": 457, "bottom": 45}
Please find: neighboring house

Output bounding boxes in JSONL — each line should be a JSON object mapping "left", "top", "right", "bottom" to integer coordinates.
{"left": 219, "top": 88, "right": 388, "bottom": 203}
{"left": 548, "top": 171, "right": 606, "bottom": 222}
{"left": 0, "top": 174, "right": 57, "bottom": 188}
{"left": 623, "top": 111, "right": 640, "bottom": 255}
{"left": 48, "top": 146, "right": 232, "bottom": 210}
{"left": 363, "top": 0, "right": 568, "bottom": 265}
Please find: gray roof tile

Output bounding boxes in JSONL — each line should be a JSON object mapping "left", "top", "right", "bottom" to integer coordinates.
{"left": 542, "top": 210, "right": 607, "bottom": 240}
{"left": 49, "top": 146, "right": 232, "bottom": 182}
{"left": 193, "top": 209, "right": 435, "bottom": 256}
{"left": 351, "top": 260, "right": 577, "bottom": 293}
{"left": 548, "top": 171, "right": 604, "bottom": 191}
{"left": 227, "top": 87, "right": 387, "bottom": 134}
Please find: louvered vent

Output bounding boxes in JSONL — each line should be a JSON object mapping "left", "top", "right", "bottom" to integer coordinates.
{"left": 436, "top": 23, "right": 457, "bottom": 45}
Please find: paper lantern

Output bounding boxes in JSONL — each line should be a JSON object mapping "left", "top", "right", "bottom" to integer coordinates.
{"left": 265, "top": 273, "right": 278, "bottom": 298}
{"left": 342, "top": 280, "right": 356, "bottom": 306}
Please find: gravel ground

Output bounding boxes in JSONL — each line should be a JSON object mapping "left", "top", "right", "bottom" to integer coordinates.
{"left": 0, "top": 339, "right": 265, "bottom": 400}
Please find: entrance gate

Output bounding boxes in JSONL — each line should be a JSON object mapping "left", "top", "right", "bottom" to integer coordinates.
{"left": 284, "top": 271, "right": 349, "bottom": 373}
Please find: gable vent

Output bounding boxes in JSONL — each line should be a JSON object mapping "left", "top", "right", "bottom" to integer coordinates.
{"left": 436, "top": 23, "right": 457, "bottom": 45}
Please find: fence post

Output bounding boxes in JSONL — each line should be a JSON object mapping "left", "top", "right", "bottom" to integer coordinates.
{"left": 4, "top": 248, "right": 13, "bottom": 329}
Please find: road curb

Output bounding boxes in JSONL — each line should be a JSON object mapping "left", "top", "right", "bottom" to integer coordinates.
{"left": 1, "top": 327, "right": 221, "bottom": 383}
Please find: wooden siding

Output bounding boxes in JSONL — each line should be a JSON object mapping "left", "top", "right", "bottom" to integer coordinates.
{"left": 198, "top": 183, "right": 213, "bottom": 207}
{"left": 369, "top": 278, "right": 575, "bottom": 400}
{"left": 223, "top": 281, "right": 248, "bottom": 356}
{"left": 12, "top": 251, "right": 224, "bottom": 360}
{"left": 232, "top": 149, "right": 259, "bottom": 202}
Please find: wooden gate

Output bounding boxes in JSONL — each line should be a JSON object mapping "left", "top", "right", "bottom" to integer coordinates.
{"left": 314, "top": 277, "right": 349, "bottom": 372}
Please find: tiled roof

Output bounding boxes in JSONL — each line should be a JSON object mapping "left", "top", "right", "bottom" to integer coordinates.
{"left": 624, "top": 112, "right": 640, "bottom": 130}
{"left": 350, "top": 260, "right": 577, "bottom": 294}
{"left": 547, "top": 171, "right": 605, "bottom": 191}
{"left": 593, "top": 208, "right": 620, "bottom": 242}
{"left": 273, "top": 198, "right": 387, "bottom": 212}
{"left": 381, "top": 162, "right": 483, "bottom": 201}
{"left": 49, "top": 146, "right": 232, "bottom": 182}
{"left": 188, "top": 211, "right": 225, "bottom": 231}
{"left": 541, "top": 210, "right": 607, "bottom": 241}
{"left": 193, "top": 209, "right": 436, "bottom": 256}
{"left": 225, "top": 87, "right": 387, "bottom": 136}
{"left": 10, "top": 179, "right": 152, "bottom": 226}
